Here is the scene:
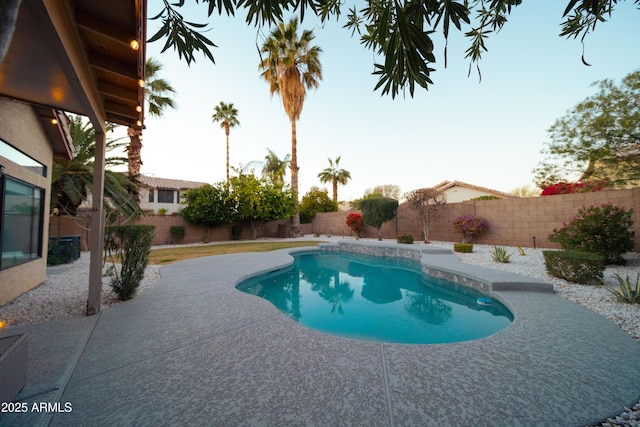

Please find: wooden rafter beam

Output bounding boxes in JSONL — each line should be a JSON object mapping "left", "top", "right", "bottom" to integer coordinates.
{"left": 89, "top": 52, "right": 138, "bottom": 82}
{"left": 104, "top": 101, "right": 138, "bottom": 121}
{"left": 98, "top": 82, "right": 138, "bottom": 104}
{"left": 75, "top": 10, "right": 136, "bottom": 48}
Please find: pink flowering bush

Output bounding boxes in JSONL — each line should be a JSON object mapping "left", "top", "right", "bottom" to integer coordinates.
{"left": 346, "top": 213, "right": 364, "bottom": 238}
{"left": 548, "top": 203, "right": 634, "bottom": 264}
{"left": 453, "top": 215, "right": 489, "bottom": 243}
{"left": 541, "top": 180, "right": 609, "bottom": 196}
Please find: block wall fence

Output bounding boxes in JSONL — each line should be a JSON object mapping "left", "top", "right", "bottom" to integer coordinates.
{"left": 50, "top": 187, "right": 640, "bottom": 251}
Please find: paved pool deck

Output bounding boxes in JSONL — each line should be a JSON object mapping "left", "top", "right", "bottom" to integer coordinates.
{"left": 1, "top": 242, "right": 640, "bottom": 426}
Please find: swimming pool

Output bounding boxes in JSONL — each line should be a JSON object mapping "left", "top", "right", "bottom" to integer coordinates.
{"left": 237, "top": 251, "right": 513, "bottom": 344}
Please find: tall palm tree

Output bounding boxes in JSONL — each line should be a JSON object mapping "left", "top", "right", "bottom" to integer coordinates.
{"left": 127, "top": 57, "right": 177, "bottom": 178}
{"left": 259, "top": 17, "right": 322, "bottom": 236}
{"left": 52, "top": 115, "right": 140, "bottom": 220}
{"left": 212, "top": 101, "right": 240, "bottom": 183}
{"left": 318, "top": 156, "right": 351, "bottom": 204}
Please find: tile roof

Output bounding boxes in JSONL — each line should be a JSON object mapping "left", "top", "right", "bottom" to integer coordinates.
{"left": 428, "top": 180, "right": 514, "bottom": 198}
{"left": 138, "top": 175, "right": 207, "bottom": 190}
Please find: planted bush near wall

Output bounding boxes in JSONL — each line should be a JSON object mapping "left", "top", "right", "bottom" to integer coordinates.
{"left": 169, "top": 225, "right": 185, "bottom": 243}
{"left": 105, "top": 225, "right": 155, "bottom": 301}
{"left": 548, "top": 203, "right": 634, "bottom": 265}
{"left": 453, "top": 243, "right": 473, "bottom": 253}
{"left": 397, "top": 234, "right": 414, "bottom": 244}
{"left": 453, "top": 215, "right": 489, "bottom": 243}
{"left": 542, "top": 250, "right": 605, "bottom": 285}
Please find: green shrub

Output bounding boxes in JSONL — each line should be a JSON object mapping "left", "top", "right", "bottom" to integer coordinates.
{"left": 231, "top": 225, "right": 243, "bottom": 240}
{"left": 397, "top": 234, "right": 414, "bottom": 244}
{"left": 542, "top": 250, "right": 605, "bottom": 285}
{"left": 604, "top": 273, "right": 640, "bottom": 304}
{"left": 548, "top": 203, "right": 634, "bottom": 265}
{"left": 361, "top": 197, "right": 399, "bottom": 240}
{"left": 299, "top": 187, "right": 338, "bottom": 223}
{"left": 169, "top": 225, "right": 185, "bottom": 243}
{"left": 491, "top": 246, "right": 512, "bottom": 263}
{"left": 157, "top": 208, "right": 168, "bottom": 216}
{"left": 472, "top": 195, "right": 501, "bottom": 201}
{"left": 453, "top": 243, "right": 473, "bottom": 253}
{"left": 105, "top": 225, "right": 155, "bottom": 301}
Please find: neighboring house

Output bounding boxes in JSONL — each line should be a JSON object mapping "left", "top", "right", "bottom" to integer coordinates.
{"left": 0, "top": 0, "right": 146, "bottom": 313}
{"left": 138, "top": 175, "right": 207, "bottom": 215}
{"left": 429, "top": 180, "right": 514, "bottom": 203}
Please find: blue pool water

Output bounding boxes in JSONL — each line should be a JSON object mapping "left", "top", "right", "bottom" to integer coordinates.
{"left": 237, "top": 252, "right": 513, "bottom": 344}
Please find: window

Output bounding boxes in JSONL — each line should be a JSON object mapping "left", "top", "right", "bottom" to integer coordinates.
{"left": 0, "top": 138, "right": 46, "bottom": 177}
{"left": 148, "top": 189, "right": 154, "bottom": 203}
{"left": 1, "top": 175, "right": 44, "bottom": 269}
{"left": 157, "top": 189, "right": 174, "bottom": 203}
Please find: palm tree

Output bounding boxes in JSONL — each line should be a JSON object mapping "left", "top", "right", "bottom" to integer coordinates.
{"left": 52, "top": 115, "right": 140, "bottom": 220}
{"left": 212, "top": 101, "right": 240, "bottom": 183}
{"left": 318, "top": 156, "right": 351, "bottom": 204}
{"left": 259, "top": 17, "right": 322, "bottom": 236}
{"left": 127, "top": 57, "right": 177, "bottom": 178}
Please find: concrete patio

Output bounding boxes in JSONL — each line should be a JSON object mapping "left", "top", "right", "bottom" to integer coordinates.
{"left": 1, "top": 243, "right": 639, "bottom": 426}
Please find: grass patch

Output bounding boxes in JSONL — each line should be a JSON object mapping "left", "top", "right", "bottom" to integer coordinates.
{"left": 147, "top": 241, "right": 327, "bottom": 265}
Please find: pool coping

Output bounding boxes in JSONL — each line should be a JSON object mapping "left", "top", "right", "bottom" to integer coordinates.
{"left": 1, "top": 240, "right": 639, "bottom": 426}
{"left": 314, "top": 240, "right": 555, "bottom": 294}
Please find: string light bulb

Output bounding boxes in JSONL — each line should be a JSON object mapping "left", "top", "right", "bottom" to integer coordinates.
{"left": 51, "top": 118, "right": 58, "bottom": 125}
{"left": 130, "top": 40, "right": 139, "bottom": 50}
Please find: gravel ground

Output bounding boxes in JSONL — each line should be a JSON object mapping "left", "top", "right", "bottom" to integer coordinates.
{"left": 0, "top": 239, "right": 638, "bottom": 425}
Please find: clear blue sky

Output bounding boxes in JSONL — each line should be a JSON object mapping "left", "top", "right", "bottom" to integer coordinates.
{"left": 120, "top": 1, "right": 639, "bottom": 201}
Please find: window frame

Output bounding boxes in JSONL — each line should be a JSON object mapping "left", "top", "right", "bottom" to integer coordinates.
{"left": 157, "top": 189, "right": 174, "bottom": 204}
{"left": 0, "top": 173, "right": 45, "bottom": 270}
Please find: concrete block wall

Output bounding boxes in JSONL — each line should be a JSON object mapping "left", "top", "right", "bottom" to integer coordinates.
{"left": 309, "top": 188, "right": 640, "bottom": 250}
{"left": 49, "top": 188, "right": 640, "bottom": 251}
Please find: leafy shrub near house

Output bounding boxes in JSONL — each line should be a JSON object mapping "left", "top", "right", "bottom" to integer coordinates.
{"left": 542, "top": 250, "right": 605, "bottom": 285}
{"left": 548, "top": 203, "right": 634, "bottom": 264}
{"left": 453, "top": 215, "right": 489, "bottom": 243}
{"left": 105, "top": 225, "right": 155, "bottom": 301}
{"left": 169, "top": 225, "right": 185, "bottom": 243}
{"left": 397, "top": 234, "right": 414, "bottom": 244}
{"left": 453, "top": 243, "right": 473, "bottom": 253}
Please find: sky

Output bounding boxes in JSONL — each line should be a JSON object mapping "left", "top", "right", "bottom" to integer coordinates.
{"left": 113, "top": 1, "right": 639, "bottom": 202}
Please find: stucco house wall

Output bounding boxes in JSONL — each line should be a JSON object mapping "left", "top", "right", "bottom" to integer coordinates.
{"left": 0, "top": 99, "right": 54, "bottom": 305}
{"left": 442, "top": 186, "right": 502, "bottom": 203}
{"left": 138, "top": 175, "right": 207, "bottom": 215}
